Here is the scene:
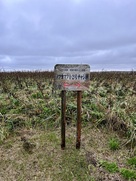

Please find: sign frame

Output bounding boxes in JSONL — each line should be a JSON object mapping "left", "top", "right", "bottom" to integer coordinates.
{"left": 54, "top": 64, "right": 90, "bottom": 91}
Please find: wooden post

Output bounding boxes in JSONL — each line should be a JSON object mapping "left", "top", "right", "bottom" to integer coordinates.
{"left": 76, "top": 91, "right": 82, "bottom": 149}
{"left": 61, "top": 90, "right": 66, "bottom": 149}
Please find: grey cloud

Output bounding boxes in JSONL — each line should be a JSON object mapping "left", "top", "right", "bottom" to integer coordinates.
{"left": 0, "top": 0, "right": 136, "bottom": 70}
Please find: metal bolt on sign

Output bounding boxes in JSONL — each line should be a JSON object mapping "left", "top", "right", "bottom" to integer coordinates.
{"left": 54, "top": 64, "right": 90, "bottom": 149}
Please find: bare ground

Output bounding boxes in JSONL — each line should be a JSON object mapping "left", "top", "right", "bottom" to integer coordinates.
{"left": 0, "top": 124, "right": 134, "bottom": 181}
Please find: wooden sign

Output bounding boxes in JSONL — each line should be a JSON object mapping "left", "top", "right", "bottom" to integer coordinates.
{"left": 54, "top": 64, "right": 90, "bottom": 91}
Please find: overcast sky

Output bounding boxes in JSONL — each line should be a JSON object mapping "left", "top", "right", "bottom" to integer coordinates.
{"left": 0, "top": 0, "right": 136, "bottom": 71}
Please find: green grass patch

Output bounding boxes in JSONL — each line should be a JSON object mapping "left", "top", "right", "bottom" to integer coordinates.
{"left": 100, "top": 160, "right": 119, "bottom": 173}
{"left": 108, "top": 137, "right": 120, "bottom": 151}
{"left": 127, "top": 156, "right": 136, "bottom": 167}
{"left": 120, "top": 168, "right": 136, "bottom": 180}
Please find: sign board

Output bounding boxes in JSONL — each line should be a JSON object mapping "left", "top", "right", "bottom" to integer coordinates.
{"left": 54, "top": 64, "right": 90, "bottom": 91}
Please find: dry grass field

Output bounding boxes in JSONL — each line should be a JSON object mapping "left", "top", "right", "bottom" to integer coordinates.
{"left": 0, "top": 71, "right": 136, "bottom": 181}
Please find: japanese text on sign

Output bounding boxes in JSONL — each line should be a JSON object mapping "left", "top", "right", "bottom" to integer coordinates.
{"left": 56, "top": 74, "right": 89, "bottom": 80}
